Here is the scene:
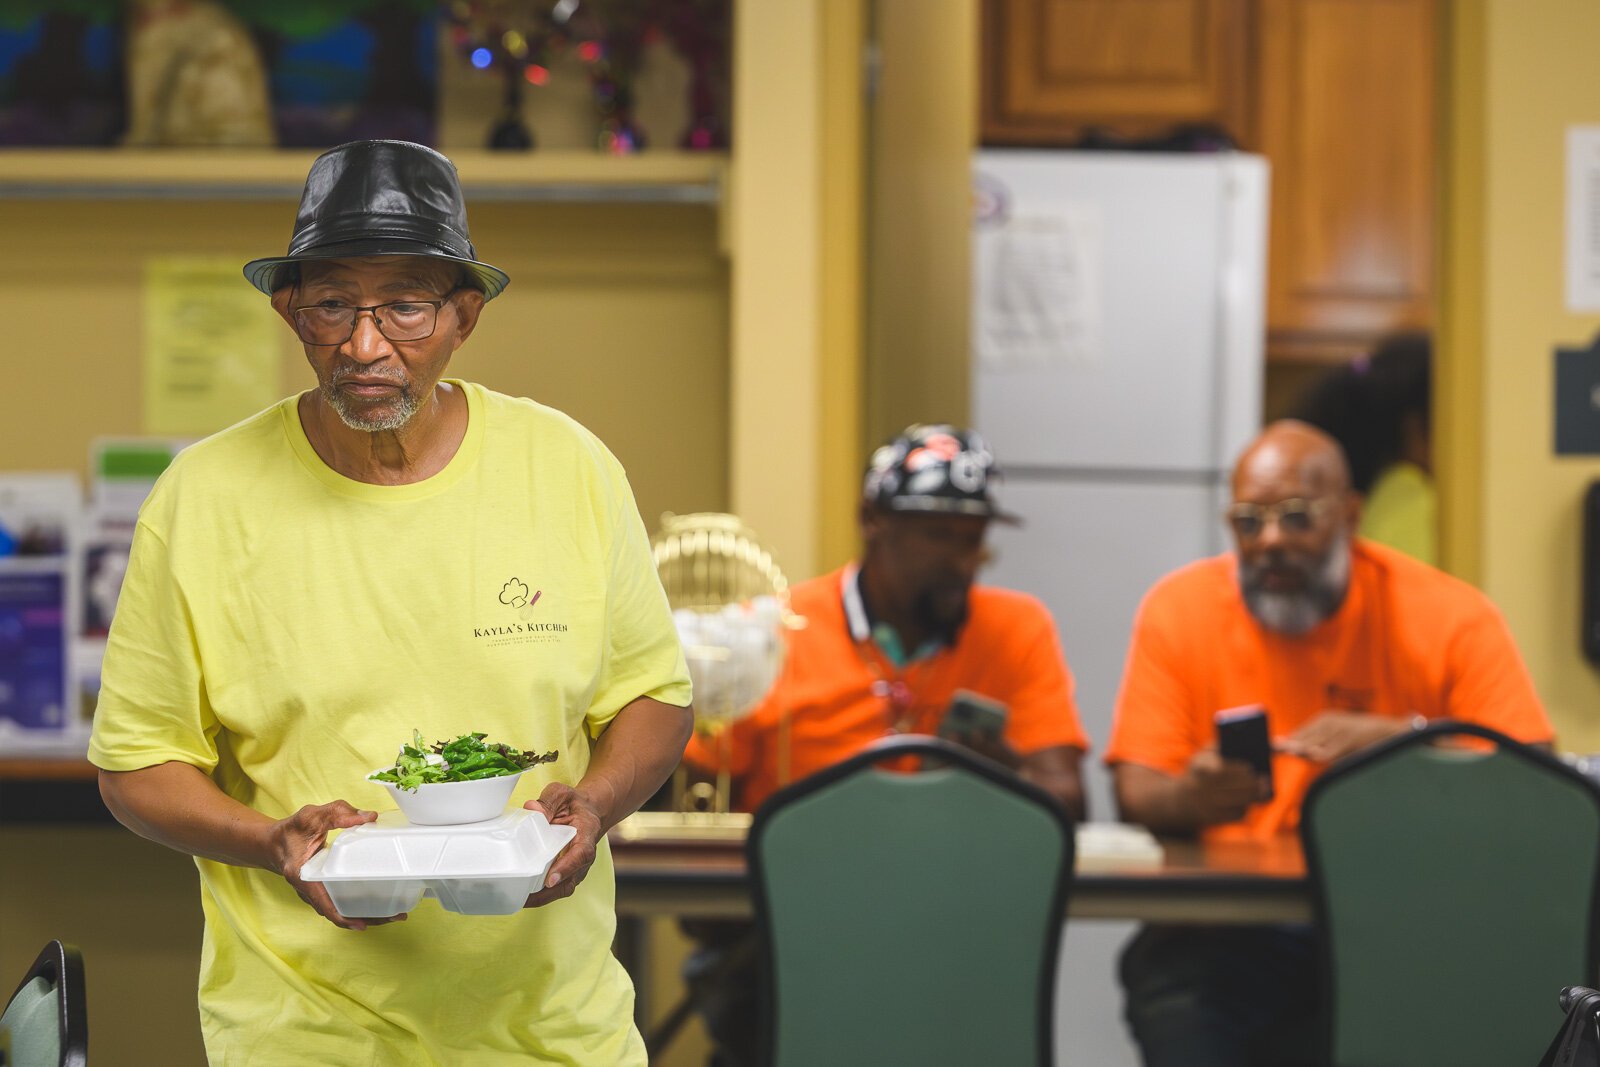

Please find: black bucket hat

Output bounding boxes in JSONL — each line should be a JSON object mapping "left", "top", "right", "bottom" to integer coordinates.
{"left": 862, "top": 424, "right": 1021, "bottom": 524}
{"left": 243, "top": 140, "right": 510, "bottom": 300}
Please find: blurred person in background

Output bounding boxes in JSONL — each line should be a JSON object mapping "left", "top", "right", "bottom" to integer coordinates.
{"left": 1291, "top": 332, "right": 1435, "bottom": 563}
{"left": 679, "top": 423, "right": 1090, "bottom": 1066}
{"left": 1105, "top": 419, "right": 1551, "bottom": 1067}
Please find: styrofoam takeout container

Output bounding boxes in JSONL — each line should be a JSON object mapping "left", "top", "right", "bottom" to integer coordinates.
{"left": 299, "top": 809, "right": 577, "bottom": 917}
{"left": 369, "top": 767, "right": 528, "bottom": 825}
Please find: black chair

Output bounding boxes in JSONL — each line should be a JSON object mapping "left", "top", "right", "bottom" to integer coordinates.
{"left": 748, "top": 734, "right": 1074, "bottom": 1067}
{"left": 1537, "top": 985, "right": 1600, "bottom": 1066}
{"left": 0, "top": 941, "right": 87, "bottom": 1067}
{"left": 1302, "top": 722, "right": 1600, "bottom": 1067}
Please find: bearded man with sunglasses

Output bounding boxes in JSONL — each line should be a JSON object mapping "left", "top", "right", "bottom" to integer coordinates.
{"left": 88, "top": 140, "right": 693, "bottom": 1065}
{"left": 1105, "top": 419, "right": 1552, "bottom": 1067}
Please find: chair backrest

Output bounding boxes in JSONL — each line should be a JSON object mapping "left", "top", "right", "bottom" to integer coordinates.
{"left": 0, "top": 940, "right": 86, "bottom": 1067}
{"left": 748, "top": 734, "right": 1074, "bottom": 1067}
{"left": 1302, "top": 722, "right": 1600, "bottom": 1067}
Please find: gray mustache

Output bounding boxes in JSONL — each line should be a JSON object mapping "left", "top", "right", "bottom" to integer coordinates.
{"left": 331, "top": 367, "right": 408, "bottom": 387}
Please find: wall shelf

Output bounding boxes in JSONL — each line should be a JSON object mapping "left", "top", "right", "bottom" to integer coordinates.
{"left": 0, "top": 149, "right": 726, "bottom": 204}
{"left": 0, "top": 757, "right": 96, "bottom": 781}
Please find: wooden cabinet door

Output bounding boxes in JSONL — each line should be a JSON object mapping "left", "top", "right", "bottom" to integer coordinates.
{"left": 980, "top": 0, "right": 1253, "bottom": 145}
{"left": 1256, "top": 0, "right": 1437, "bottom": 360}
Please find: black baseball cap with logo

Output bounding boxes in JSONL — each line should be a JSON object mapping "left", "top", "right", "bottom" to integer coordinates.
{"left": 861, "top": 424, "right": 1020, "bottom": 524}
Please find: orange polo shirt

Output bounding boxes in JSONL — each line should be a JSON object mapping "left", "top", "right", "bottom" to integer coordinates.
{"left": 684, "top": 566, "right": 1090, "bottom": 812}
{"left": 1105, "top": 539, "right": 1553, "bottom": 841}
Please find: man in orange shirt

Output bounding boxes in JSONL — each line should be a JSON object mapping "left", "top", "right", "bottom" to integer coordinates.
{"left": 685, "top": 423, "right": 1089, "bottom": 815}
{"left": 682, "top": 423, "right": 1089, "bottom": 1066}
{"left": 1106, "top": 420, "right": 1553, "bottom": 1067}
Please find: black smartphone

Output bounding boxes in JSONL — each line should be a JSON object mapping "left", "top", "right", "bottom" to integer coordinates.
{"left": 1214, "top": 705, "right": 1274, "bottom": 799}
{"left": 939, "top": 690, "right": 1008, "bottom": 742}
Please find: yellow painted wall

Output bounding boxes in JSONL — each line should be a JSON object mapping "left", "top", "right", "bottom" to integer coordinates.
{"left": 1436, "top": 0, "right": 1486, "bottom": 584}
{"left": 818, "top": 0, "right": 868, "bottom": 574}
{"left": 865, "top": 0, "right": 977, "bottom": 448}
{"left": 0, "top": 196, "right": 728, "bottom": 527}
{"left": 1445, "top": 0, "right": 1600, "bottom": 751}
{"left": 726, "top": 0, "right": 865, "bottom": 581}
{"left": 726, "top": 0, "right": 823, "bottom": 580}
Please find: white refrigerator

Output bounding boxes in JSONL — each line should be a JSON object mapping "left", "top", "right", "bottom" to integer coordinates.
{"left": 970, "top": 150, "right": 1268, "bottom": 1066}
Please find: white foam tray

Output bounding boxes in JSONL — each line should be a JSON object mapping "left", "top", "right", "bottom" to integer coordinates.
{"left": 300, "top": 809, "right": 577, "bottom": 917}
{"left": 1075, "top": 822, "right": 1164, "bottom": 872}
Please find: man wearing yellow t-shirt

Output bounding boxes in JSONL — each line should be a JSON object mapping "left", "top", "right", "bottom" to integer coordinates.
{"left": 89, "top": 140, "right": 693, "bottom": 1065}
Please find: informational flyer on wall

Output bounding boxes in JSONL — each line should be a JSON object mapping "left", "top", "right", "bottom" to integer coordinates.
{"left": 1568, "top": 126, "right": 1600, "bottom": 313}
{"left": 0, "top": 473, "right": 83, "bottom": 754}
{"left": 90, "top": 436, "right": 190, "bottom": 519}
{"left": 0, "top": 560, "right": 73, "bottom": 729}
{"left": 972, "top": 168, "right": 1105, "bottom": 370}
{"left": 143, "top": 256, "right": 281, "bottom": 435}
{"left": 74, "top": 438, "right": 191, "bottom": 713}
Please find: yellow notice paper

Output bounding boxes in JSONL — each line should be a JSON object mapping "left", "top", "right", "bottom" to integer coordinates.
{"left": 143, "top": 257, "right": 281, "bottom": 434}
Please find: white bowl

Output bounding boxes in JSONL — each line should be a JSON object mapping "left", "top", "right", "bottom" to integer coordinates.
{"left": 370, "top": 768, "right": 528, "bottom": 825}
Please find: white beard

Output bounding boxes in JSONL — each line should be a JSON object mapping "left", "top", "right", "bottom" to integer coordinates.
{"left": 1240, "top": 531, "right": 1352, "bottom": 636}
{"left": 319, "top": 371, "right": 419, "bottom": 432}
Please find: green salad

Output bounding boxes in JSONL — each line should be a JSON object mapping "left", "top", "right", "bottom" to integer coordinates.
{"left": 369, "top": 730, "right": 558, "bottom": 792}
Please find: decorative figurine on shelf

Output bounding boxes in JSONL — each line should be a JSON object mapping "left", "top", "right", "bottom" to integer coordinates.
{"left": 448, "top": 0, "right": 730, "bottom": 153}
{"left": 652, "top": 0, "right": 729, "bottom": 150}
{"left": 570, "top": 3, "right": 651, "bottom": 155}
{"left": 486, "top": 42, "right": 536, "bottom": 150}
{"left": 448, "top": 0, "right": 563, "bottom": 152}
{"left": 0, "top": 5, "right": 127, "bottom": 147}
{"left": 123, "top": 0, "right": 275, "bottom": 147}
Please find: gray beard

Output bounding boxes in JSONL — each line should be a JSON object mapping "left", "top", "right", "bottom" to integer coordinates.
{"left": 1239, "top": 531, "right": 1352, "bottom": 636}
{"left": 319, "top": 378, "right": 419, "bottom": 432}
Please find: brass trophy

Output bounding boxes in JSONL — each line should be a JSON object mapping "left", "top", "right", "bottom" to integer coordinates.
{"left": 616, "top": 513, "right": 797, "bottom": 842}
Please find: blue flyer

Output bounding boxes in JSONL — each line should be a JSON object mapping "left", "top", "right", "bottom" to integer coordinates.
{"left": 0, "top": 566, "right": 69, "bottom": 730}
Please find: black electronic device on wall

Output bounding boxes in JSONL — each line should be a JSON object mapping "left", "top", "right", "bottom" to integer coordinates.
{"left": 1585, "top": 480, "right": 1600, "bottom": 666}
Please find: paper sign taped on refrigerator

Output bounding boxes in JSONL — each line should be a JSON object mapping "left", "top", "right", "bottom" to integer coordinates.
{"left": 973, "top": 207, "right": 1102, "bottom": 369}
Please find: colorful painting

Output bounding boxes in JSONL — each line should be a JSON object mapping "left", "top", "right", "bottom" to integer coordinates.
{"left": 246, "top": 4, "right": 438, "bottom": 147}
{"left": 0, "top": 2, "right": 125, "bottom": 146}
{"left": 0, "top": 2, "right": 438, "bottom": 149}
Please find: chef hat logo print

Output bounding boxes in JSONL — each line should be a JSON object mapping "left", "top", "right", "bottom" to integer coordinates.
{"left": 499, "top": 578, "right": 542, "bottom": 615}
{"left": 863, "top": 424, "right": 1020, "bottom": 524}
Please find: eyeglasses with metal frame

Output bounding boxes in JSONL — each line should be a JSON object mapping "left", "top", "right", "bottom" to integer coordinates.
{"left": 1225, "top": 496, "right": 1337, "bottom": 539}
{"left": 291, "top": 290, "right": 459, "bottom": 346}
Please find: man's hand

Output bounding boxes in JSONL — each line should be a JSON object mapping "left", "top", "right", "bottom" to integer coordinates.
{"left": 1113, "top": 751, "right": 1266, "bottom": 836}
{"left": 523, "top": 783, "right": 605, "bottom": 908}
{"left": 943, "top": 734, "right": 1087, "bottom": 819}
{"left": 1276, "top": 710, "right": 1410, "bottom": 765}
{"left": 270, "top": 800, "right": 402, "bottom": 931}
{"left": 1181, "top": 748, "right": 1268, "bottom": 826}
{"left": 945, "top": 729, "right": 1022, "bottom": 771}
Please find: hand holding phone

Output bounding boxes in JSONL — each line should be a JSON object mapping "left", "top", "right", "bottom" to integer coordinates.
{"left": 1214, "top": 705, "right": 1274, "bottom": 801}
{"left": 939, "top": 690, "right": 1008, "bottom": 743}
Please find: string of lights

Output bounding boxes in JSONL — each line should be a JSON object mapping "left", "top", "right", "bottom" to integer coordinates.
{"left": 445, "top": 0, "right": 729, "bottom": 153}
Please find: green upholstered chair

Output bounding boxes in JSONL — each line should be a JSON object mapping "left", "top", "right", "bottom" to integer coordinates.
{"left": 1302, "top": 721, "right": 1600, "bottom": 1067}
{"left": 0, "top": 940, "right": 87, "bottom": 1067}
{"left": 747, "top": 734, "right": 1074, "bottom": 1067}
